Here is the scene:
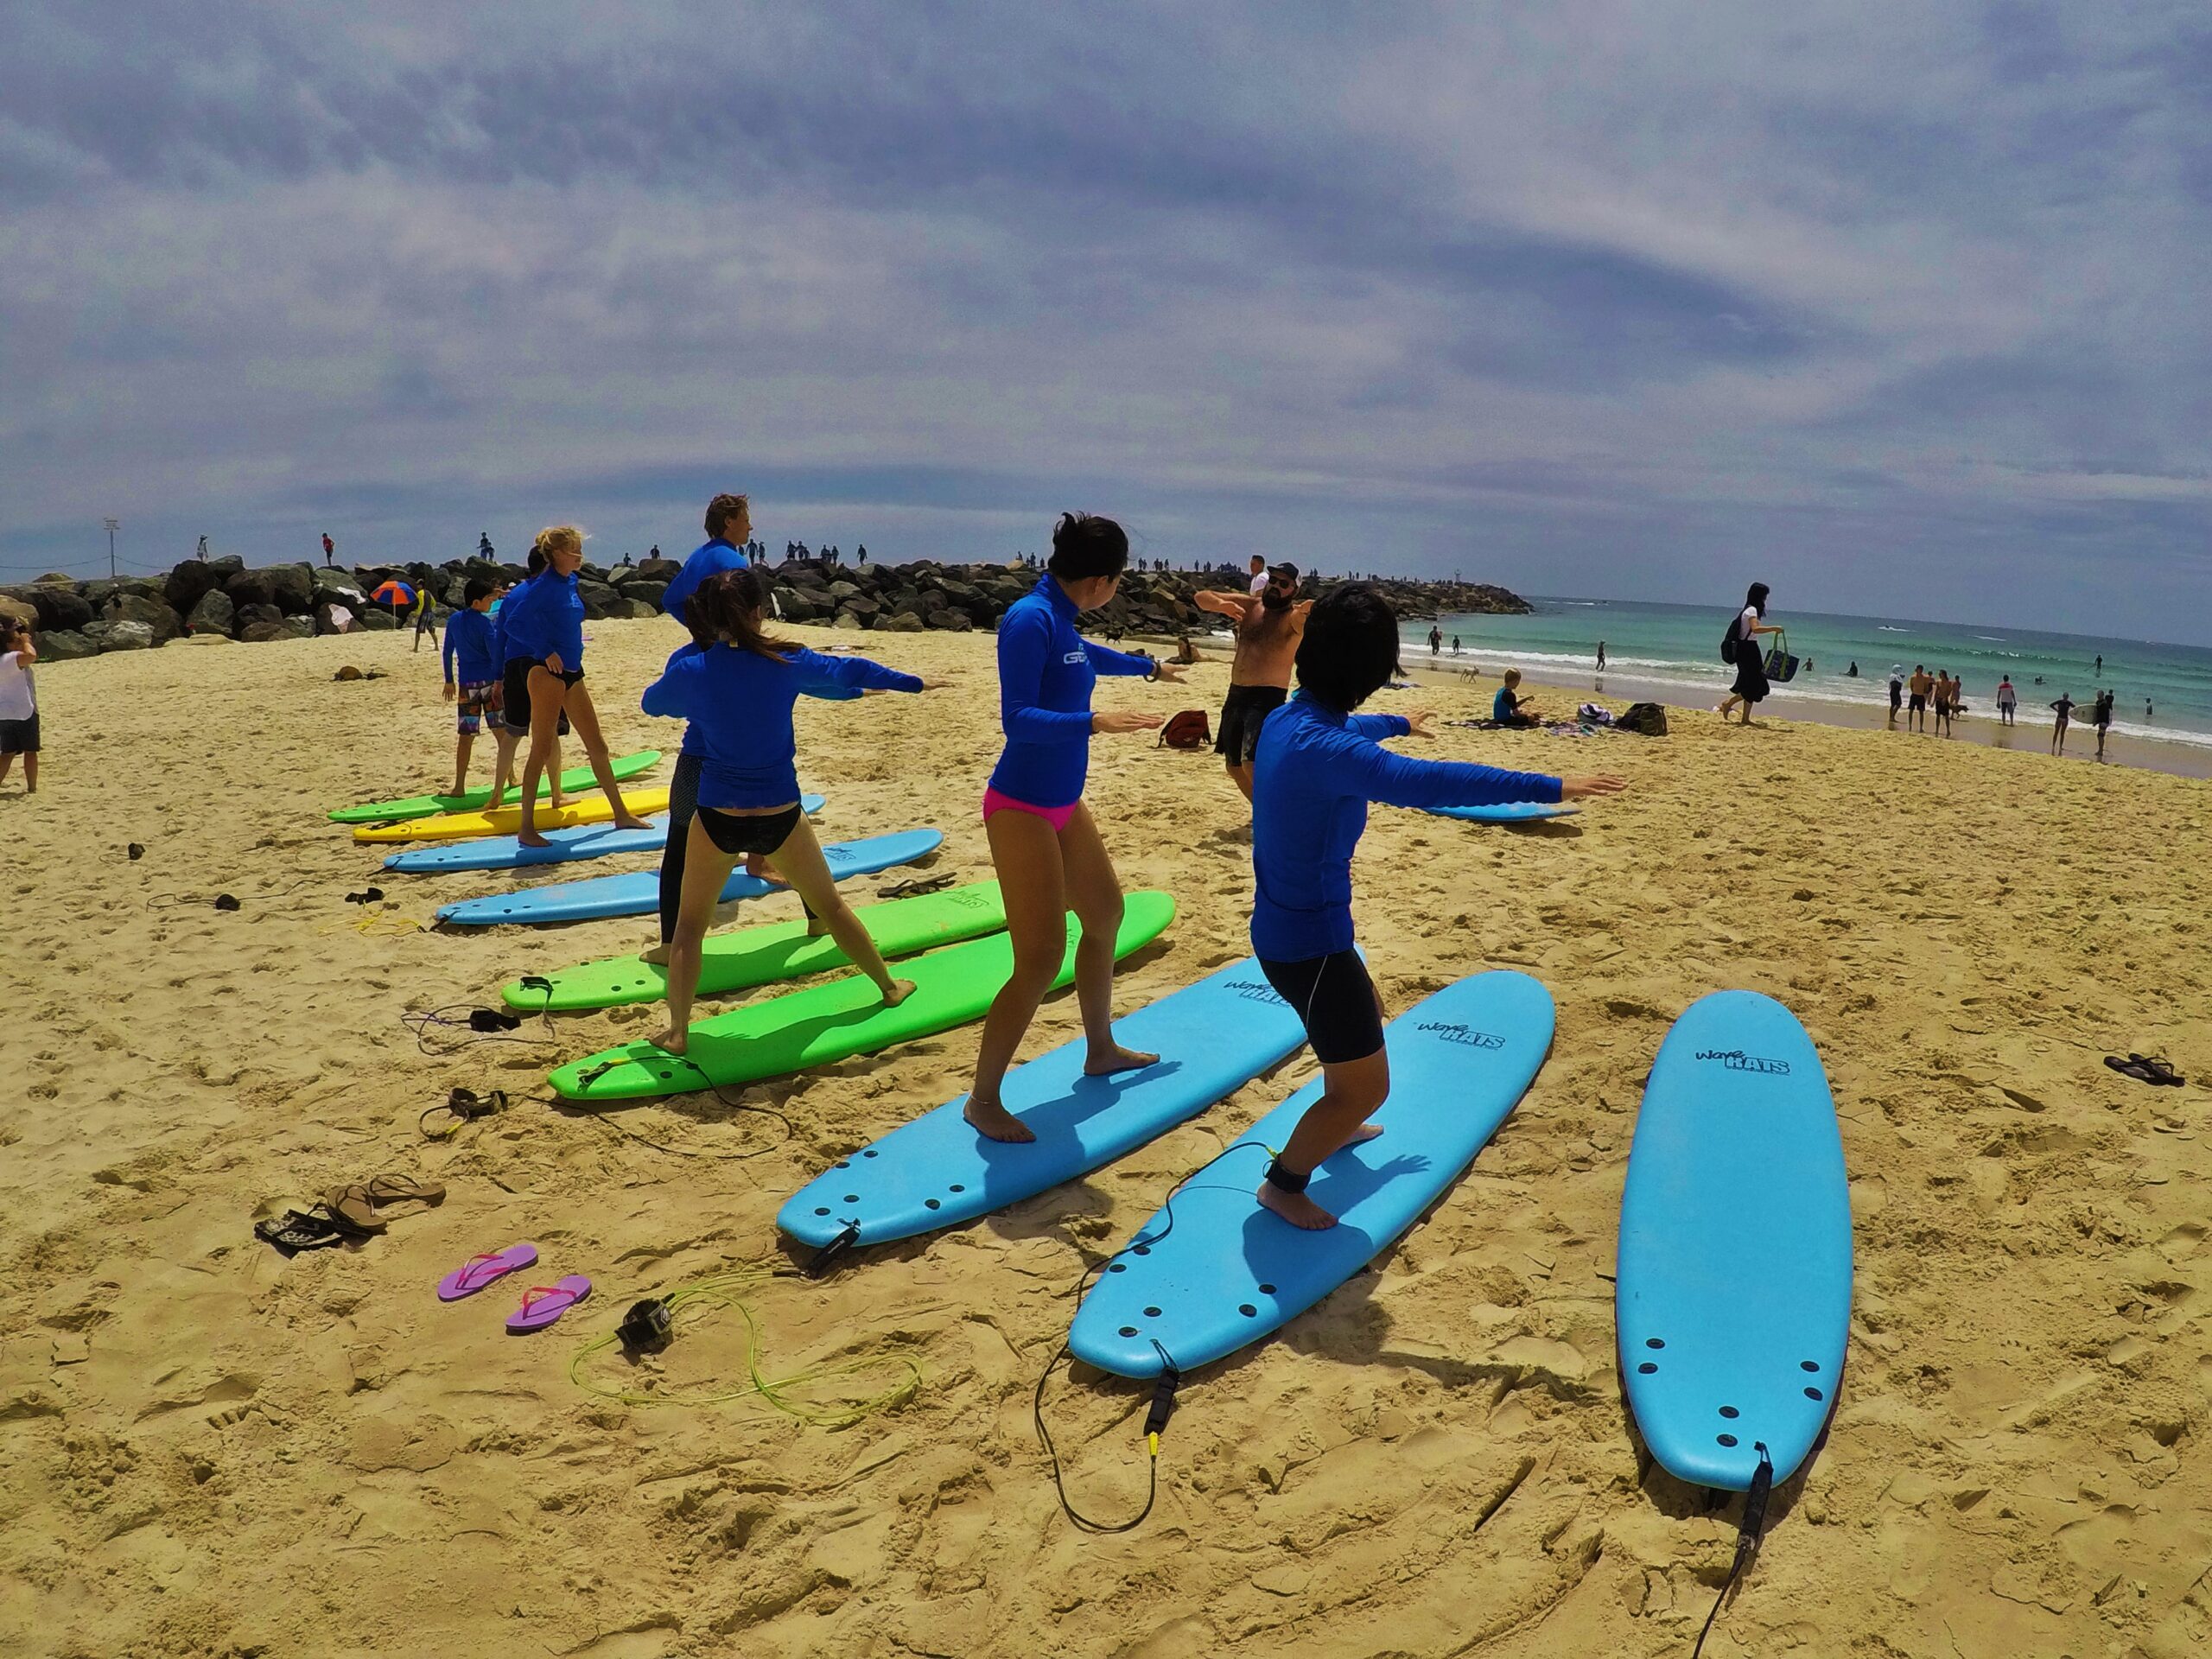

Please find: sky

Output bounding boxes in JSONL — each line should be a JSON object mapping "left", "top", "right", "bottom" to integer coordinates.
{"left": 2, "top": 3, "right": 2208, "bottom": 639}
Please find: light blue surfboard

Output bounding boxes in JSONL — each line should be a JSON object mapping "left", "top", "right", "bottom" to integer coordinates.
{"left": 1068, "top": 970, "right": 1555, "bottom": 1378}
{"left": 1617, "top": 991, "right": 1850, "bottom": 1491}
{"left": 778, "top": 957, "right": 1308, "bottom": 1250}
{"left": 1424, "top": 802, "right": 1580, "bottom": 823}
{"left": 433, "top": 828, "right": 942, "bottom": 926}
{"left": 385, "top": 797, "right": 824, "bottom": 874}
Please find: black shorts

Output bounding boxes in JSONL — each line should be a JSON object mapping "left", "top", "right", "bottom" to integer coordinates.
{"left": 696, "top": 803, "right": 802, "bottom": 857}
{"left": 1215, "top": 683, "right": 1287, "bottom": 766}
{"left": 501, "top": 658, "right": 575, "bottom": 737}
{"left": 1907, "top": 694, "right": 1927, "bottom": 712}
{"left": 0, "top": 713, "right": 38, "bottom": 754}
{"left": 1260, "top": 949, "right": 1384, "bottom": 1065}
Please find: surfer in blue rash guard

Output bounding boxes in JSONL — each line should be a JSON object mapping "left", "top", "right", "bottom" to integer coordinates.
{"left": 639, "top": 566, "right": 945, "bottom": 1052}
{"left": 1249, "top": 584, "right": 1628, "bottom": 1229}
{"left": 960, "top": 513, "right": 1188, "bottom": 1143}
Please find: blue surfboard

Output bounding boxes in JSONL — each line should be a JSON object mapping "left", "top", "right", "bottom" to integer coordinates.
{"left": 1423, "top": 802, "right": 1580, "bottom": 824}
{"left": 1617, "top": 991, "right": 1850, "bottom": 1491}
{"left": 385, "top": 797, "right": 824, "bottom": 874}
{"left": 1068, "top": 970, "right": 1555, "bottom": 1378}
{"left": 433, "top": 828, "right": 942, "bottom": 926}
{"left": 778, "top": 957, "right": 1308, "bottom": 1250}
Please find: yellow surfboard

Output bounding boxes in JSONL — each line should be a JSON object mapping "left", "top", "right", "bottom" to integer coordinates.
{"left": 353, "top": 786, "right": 673, "bottom": 844}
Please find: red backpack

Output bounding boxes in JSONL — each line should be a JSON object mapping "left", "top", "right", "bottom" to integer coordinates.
{"left": 1157, "top": 709, "right": 1211, "bottom": 750}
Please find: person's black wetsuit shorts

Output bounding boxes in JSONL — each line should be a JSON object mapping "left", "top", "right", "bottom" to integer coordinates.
{"left": 1215, "top": 683, "right": 1287, "bottom": 767}
{"left": 696, "top": 803, "right": 802, "bottom": 857}
{"left": 501, "top": 658, "right": 575, "bottom": 737}
{"left": 1260, "top": 949, "right": 1384, "bottom": 1064}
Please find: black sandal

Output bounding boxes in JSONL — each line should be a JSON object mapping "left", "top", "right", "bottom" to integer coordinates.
{"left": 2106, "top": 1054, "right": 2185, "bottom": 1087}
{"left": 252, "top": 1205, "right": 375, "bottom": 1254}
{"left": 879, "top": 872, "right": 956, "bottom": 899}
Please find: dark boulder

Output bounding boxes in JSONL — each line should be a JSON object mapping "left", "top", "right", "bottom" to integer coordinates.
{"left": 234, "top": 601, "right": 283, "bottom": 632}
{"left": 241, "top": 616, "right": 315, "bottom": 643}
{"left": 265, "top": 563, "right": 315, "bottom": 613}
{"left": 635, "top": 556, "right": 683, "bottom": 583}
{"left": 87, "top": 620, "right": 156, "bottom": 652}
{"left": 577, "top": 579, "right": 620, "bottom": 620}
{"left": 925, "top": 610, "right": 974, "bottom": 632}
{"left": 186, "top": 589, "right": 236, "bottom": 636}
{"left": 617, "top": 580, "right": 667, "bottom": 611}
{"left": 225, "top": 568, "right": 275, "bottom": 610}
{"left": 35, "top": 629, "right": 98, "bottom": 661}
{"left": 164, "top": 556, "right": 241, "bottom": 614}
{"left": 359, "top": 607, "right": 397, "bottom": 632}
{"left": 108, "top": 592, "right": 182, "bottom": 644}
{"left": 880, "top": 611, "right": 926, "bottom": 632}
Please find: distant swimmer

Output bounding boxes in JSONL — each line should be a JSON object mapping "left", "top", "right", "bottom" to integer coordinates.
{"left": 1492, "top": 668, "right": 1540, "bottom": 728}
{"left": 1847, "top": 661, "right": 1858, "bottom": 677}
{"left": 640, "top": 567, "right": 939, "bottom": 1050}
{"left": 1246, "top": 584, "right": 1625, "bottom": 1229}
{"left": 1907, "top": 664, "right": 1932, "bottom": 733}
{"left": 1194, "top": 561, "right": 1308, "bottom": 802}
{"left": 2095, "top": 653, "right": 2103, "bottom": 677}
{"left": 963, "top": 513, "right": 1187, "bottom": 1143}
{"left": 2050, "top": 691, "right": 2074, "bottom": 755}
{"left": 2146, "top": 700, "right": 2154, "bottom": 719}
{"left": 1996, "top": 675, "right": 2018, "bottom": 726}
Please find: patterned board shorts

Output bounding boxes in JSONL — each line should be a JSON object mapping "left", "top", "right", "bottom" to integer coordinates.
{"left": 456, "top": 681, "right": 504, "bottom": 735}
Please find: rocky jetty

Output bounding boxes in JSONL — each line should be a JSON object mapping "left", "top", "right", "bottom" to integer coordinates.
{"left": 0, "top": 555, "right": 1529, "bottom": 658}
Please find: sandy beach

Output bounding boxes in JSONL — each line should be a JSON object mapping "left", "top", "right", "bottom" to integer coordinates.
{"left": 7, "top": 613, "right": 2212, "bottom": 1659}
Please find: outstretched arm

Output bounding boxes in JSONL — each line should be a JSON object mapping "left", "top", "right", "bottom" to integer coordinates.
{"left": 795, "top": 649, "right": 925, "bottom": 696}
{"left": 1194, "top": 589, "right": 1255, "bottom": 620}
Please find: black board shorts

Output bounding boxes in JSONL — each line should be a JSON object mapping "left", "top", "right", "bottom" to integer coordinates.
{"left": 1215, "top": 683, "right": 1287, "bottom": 766}
{"left": 501, "top": 658, "right": 575, "bottom": 737}
{"left": 1260, "top": 949, "right": 1384, "bottom": 1064}
{"left": 697, "top": 802, "right": 802, "bottom": 857}
{"left": 0, "top": 713, "right": 39, "bottom": 754}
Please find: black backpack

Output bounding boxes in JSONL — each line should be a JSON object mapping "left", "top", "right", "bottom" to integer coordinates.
{"left": 1616, "top": 702, "right": 1669, "bottom": 736}
{"left": 1719, "top": 620, "right": 1739, "bottom": 664}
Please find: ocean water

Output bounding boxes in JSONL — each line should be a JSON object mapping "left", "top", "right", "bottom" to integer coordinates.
{"left": 1402, "top": 598, "right": 2212, "bottom": 752}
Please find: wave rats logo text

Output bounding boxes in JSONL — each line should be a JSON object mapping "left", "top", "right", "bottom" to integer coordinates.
{"left": 1695, "top": 1048, "right": 1790, "bottom": 1075}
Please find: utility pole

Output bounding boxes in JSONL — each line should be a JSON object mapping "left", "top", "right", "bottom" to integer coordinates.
{"left": 105, "top": 518, "right": 119, "bottom": 578}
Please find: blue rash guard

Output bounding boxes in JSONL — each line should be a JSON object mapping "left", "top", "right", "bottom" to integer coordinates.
{"left": 988, "top": 575, "right": 1154, "bottom": 809}
{"left": 499, "top": 569, "right": 585, "bottom": 671}
{"left": 641, "top": 643, "right": 923, "bottom": 809}
{"left": 441, "top": 607, "right": 499, "bottom": 685}
{"left": 1249, "top": 694, "right": 1563, "bottom": 961}
{"left": 659, "top": 537, "right": 747, "bottom": 627}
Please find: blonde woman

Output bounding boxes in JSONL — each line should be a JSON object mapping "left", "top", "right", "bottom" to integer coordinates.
{"left": 498, "top": 526, "right": 653, "bottom": 848}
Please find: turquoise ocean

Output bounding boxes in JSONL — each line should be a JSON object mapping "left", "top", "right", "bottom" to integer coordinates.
{"left": 1400, "top": 598, "right": 2212, "bottom": 753}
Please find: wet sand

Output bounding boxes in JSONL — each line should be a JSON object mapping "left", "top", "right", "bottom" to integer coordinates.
{"left": 5, "top": 618, "right": 2212, "bottom": 1657}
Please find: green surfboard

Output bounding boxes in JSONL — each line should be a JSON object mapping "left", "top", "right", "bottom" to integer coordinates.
{"left": 327, "top": 749, "right": 663, "bottom": 824}
{"left": 549, "top": 890, "right": 1175, "bottom": 1102}
{"left": 502, "top": 880, "right": 1010, "bottom": 1012}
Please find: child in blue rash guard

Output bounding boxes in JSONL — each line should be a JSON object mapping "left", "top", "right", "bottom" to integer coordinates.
{"left": 960, "top": 513, "right": 1189, "bottom": 1145}
{"left": 1249, "top": 584, "right": 1627, "bottom": 1230}
{"left": 441, "top": 575, "right": 514, "bottom": 797}
{"left": 639, "top": 566, "right": 944, "bottom": 1051}
{"left": 499, "top": 525, "right": 652, "bottom": 848}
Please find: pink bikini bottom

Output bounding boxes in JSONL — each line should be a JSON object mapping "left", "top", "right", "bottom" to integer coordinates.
{"left": 982, "top": 786, "right": 1078, "bottom": 833}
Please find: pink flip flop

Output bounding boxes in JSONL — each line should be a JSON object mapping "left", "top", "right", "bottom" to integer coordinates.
{"left": 437, "top": 1243, "right": 538, "bottom": 1301}
{"left": 506, "top": 1275, "right": 592, "bottom": 1334}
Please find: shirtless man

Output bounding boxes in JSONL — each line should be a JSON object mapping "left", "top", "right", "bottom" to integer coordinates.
{"left": 1195, "top": 562, "right": 1309, "bottom": 801}
{"left": 1907, "top": 664, "right": 1933, "bottom": 733}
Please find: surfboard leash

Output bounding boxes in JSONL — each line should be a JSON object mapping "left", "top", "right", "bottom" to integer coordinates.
{"left": 1692, "top": 1443, "right": 1773, "bottom": 1659}
{"left": 1031, "top": 1135, "right": 1280, "bottom": 1534}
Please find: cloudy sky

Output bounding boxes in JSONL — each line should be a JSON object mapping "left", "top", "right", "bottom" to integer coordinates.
{"left": 3, "top": 3, "right": 2207, "bottom": 638}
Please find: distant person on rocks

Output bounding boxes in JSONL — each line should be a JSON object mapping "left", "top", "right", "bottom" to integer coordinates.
{"left": 648, "top": 544, "right": 660, "bottom": 562}
{"left": 1492, "top": 669, "right": 1540, "bottom": 728}
{"left": 1249, "top": 554, "right": 1268, "bottom": 595}
{"left": 442, "top": 576, "right": 515, "bottom": 798}
{"left": 2050, "top": 691, "right": 2075, "bottom": 754}
{"left": 618, "top": 551, "right": 633, "bottom": 569}
{"left": 0, "top": 616, "right": 39, "bottom": 796}
{"left": 321, "top": 532, "right": 335, "bottom": 567}
{"left": 1196, "top": 561, "right": 1308, "bottom": 802}
{"left": 858, "top": 545, "right": 868, "bottom": 566}
{"left": 196, "top": 535, "right": 209, "bottom": 562}
{"left": 1887, "top": 664, "right": 1904, "bottom": 725}
{"left": 1715, "top": 582, "right": 1779, "bottom": 726}
{"left": 479, "top": 532, "right": 494, "bottom": 560}
{"left": 2093, "top": 689, "right": 2114, "bottom": 760}
{"left": 1996, "top": 676, "right": 2018, "bottom": 726}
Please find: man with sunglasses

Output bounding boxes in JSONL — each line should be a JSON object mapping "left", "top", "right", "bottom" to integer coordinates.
{"left": 1195, "top": 562, "right": 1309, "bottom": 803}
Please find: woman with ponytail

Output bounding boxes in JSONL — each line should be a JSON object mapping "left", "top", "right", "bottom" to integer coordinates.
{"left": 960, "top": 512, "right": 1185, "bottom": 1143}
{"left": 499, "top": 525, "right": 652, "bottom": 846}
{"left": 639, "top": 567, "right": 944, "bottom": 1051}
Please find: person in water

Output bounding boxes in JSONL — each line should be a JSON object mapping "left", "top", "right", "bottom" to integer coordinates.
{"left": 441, "top": 575, "right": 515, "bottom": 798}
{"left": 962, "top": 512, "right": 1186, "bottom": 1142}
{"left": 1491, "top": 668, "right": 1540, "bottom": 728}
{"left": 639, "top": 568, "right": 940, "bottom": 1049}
{"left": 500, "top": 525, "right": 654, "bottom": 848}
{"left": 1427, "top": 625, "right": 1442, "bottom": 656}
{"left": 1715, "top": 582, "right": 1779, "bottom": 725}
{"left": 1249, "top": 585, "right": 1626, "bottom": 1229}
{"left": 1596, "top": 640, "right": 1606, "bottom": 671}
{"left": 1996, "top": 676, "right": 2017, "bottom": 726}
{"left": 2092, "top": 689, "right": 2114, "bottom": 760}
{"left": 2050, "top": 691, "right": 2075, "bottom": 754}
{"left": 1195, "top": 561, "right": 1308, "bottom": 802}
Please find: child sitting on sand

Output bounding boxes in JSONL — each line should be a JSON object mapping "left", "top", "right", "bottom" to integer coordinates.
{"left": 0, "top": 616, "right": 38, "bottom": 795}
{"left": 1491, "top": 668, "right": 1539, "bottom": 728}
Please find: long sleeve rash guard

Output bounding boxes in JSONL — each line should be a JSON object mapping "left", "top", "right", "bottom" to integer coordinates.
{"left": 499, "top": 570, "right": 585, "bottom": 671}
{"left": 1249, "top": 695, "right": 1564, "bottom": 960}
{"left": 441, "top": 607, "right": 499, "bottom": 685}
{"left": 987, "top": 575, "right": 1154, "bottom": 809}
{"left": 641, "top": 643, "right": 923, "bottom": 809}
{"left": 659, "top": 537, "right": 747, "bottom": 627}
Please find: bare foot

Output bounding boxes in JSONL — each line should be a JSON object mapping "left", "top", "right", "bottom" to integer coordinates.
{"left": 806, "top": 918, "right": 831, "bottom": 936}
{"left": 880, "top": 978, "right": 917, "bottom": 1007}
{"left": 1084, "top": 1044, "right": 1159, "bottom": 1078}
{"left": 517, "top": 830, "right": 551, "bottom": 849}
{"left": 1345, "top": 1122, "right": 1384, "bottom": 1146}
{"left": 963, "top": 1096, "right": 1037, "bottom": 1143}
{"left": 1256, "top": 1182, "right": 1337, "bottom": 1230}
{"left": 639, "top": 943, "right": 671, "bottom": 967}
{"left": 613, "top": 814, "right": 652, "bottom": 831}
{"left": 652, "top": 1024, "right": 689, "bottom": 1055}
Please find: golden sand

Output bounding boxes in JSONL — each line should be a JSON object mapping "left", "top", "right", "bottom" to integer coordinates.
{"left": 4, "top": 617, "right": 2212, "bottom": 1657}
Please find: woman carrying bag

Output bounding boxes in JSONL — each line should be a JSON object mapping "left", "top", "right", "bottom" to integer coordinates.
{"left": 1716, "top": 582, "right": 1783, "bottom": 725}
